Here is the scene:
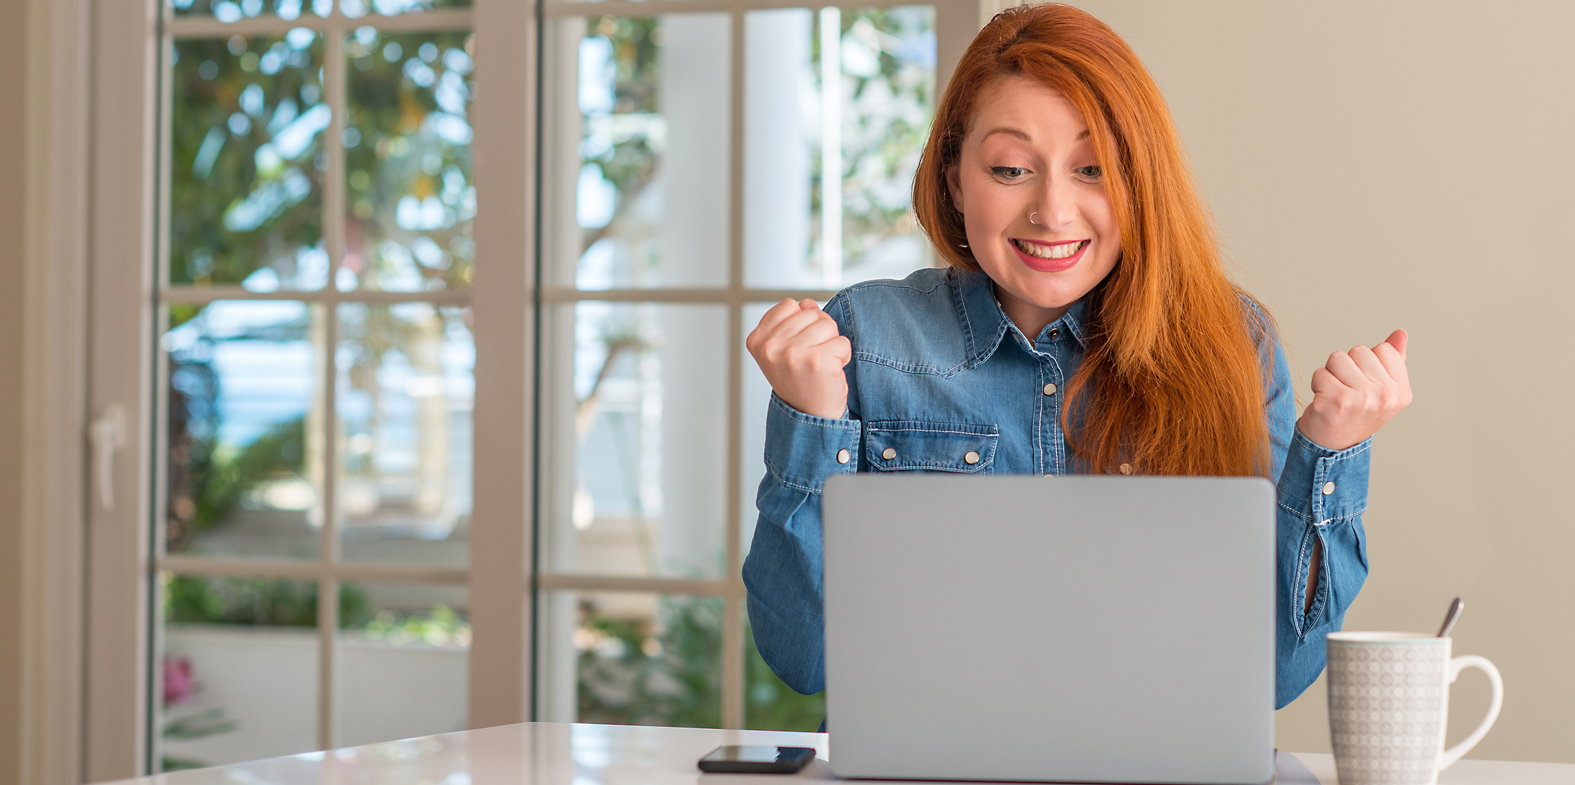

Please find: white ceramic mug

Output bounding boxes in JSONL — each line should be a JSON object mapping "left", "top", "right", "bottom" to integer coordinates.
{"left": 1325, "top": 632, "right": 1503, "bottom": 785}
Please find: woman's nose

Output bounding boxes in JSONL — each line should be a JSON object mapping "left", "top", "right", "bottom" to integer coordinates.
{"left": 1033, "top": 177, "right": 1077, "bottom": 231}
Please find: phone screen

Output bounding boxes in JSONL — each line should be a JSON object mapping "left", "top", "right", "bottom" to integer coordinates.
{"left": 706, "top": 746, "right": 811, "bottom": 763}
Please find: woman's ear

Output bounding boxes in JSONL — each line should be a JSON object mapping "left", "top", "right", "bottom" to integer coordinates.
{"left": 945, "top": 164, "right": 964, "bottom": 214}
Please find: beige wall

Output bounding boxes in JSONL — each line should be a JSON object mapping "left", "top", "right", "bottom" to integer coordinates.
{"left": 1064, "top": 0, "right": 1575, "bottom": 764}
{"left": 1, "top": 0, "right": 87, "bottom": 782}
{"left": 0, "top": 0, "right": 33, "bottom": 776}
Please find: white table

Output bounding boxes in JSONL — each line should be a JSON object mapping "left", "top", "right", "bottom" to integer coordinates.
{"left": 98, "top": 722, "right": 1574, "bottom": 785}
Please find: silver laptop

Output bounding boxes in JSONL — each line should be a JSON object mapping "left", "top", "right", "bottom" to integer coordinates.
{"left": 823, "top": 474, "right": 1276, "bottom": 785}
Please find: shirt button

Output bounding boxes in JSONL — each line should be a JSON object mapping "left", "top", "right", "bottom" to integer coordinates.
{"left": 1043, "top": 383, "right": 1057, "bottom": 396}
{"left": 1119, "top": 463, "right": 1133, "bottom": 475}
{"left": 836, "top": 449, "right": 850, "bottom": 465}
{"left": 882, "top": 447, "right": 897, "bottom": 460}
{"left": 964, "top": 451, "right": 980, "bottom": 465}
{"left": 1322, "top": 481, "right": 1335, "bottom": 495}
{"left": 1048, "top": 327, "right": 1061, "bottom": 340}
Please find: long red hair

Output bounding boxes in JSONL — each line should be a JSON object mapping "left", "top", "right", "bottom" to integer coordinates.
{"left": 914, "top": 3, "right": 1272, "bottom": 477}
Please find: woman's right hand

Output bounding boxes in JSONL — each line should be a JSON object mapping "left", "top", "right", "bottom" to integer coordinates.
{"left": 746, "top": 298, "right": 852, "bottom": 419}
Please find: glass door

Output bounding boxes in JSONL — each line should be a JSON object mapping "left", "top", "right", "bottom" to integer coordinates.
{"left": 152, "top": 0, "right": 479, "bottom": 769}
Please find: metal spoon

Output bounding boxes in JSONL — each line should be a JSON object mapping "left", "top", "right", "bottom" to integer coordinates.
{"left": 1436, "top": 597, "right": 1464, "bottom": 638}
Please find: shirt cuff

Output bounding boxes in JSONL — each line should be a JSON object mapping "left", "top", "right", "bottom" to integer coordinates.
{"left": 763, "top": 393, "right": 861, "bottom": 495}
{"left": 1278, "top": 430, "right": 1371, "bottom": 525}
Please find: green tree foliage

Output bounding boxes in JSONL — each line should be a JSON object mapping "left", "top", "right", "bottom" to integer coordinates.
{"left": 166, "top": 575, "right": 373, "bottom": 628}
{"left": 343, "top": 29, "right": 476, "bottom": 290}
{"left": 575, "top": 597, "right": 826, "bottom": 731}
{"left": 170, "top": 33, "right": 326, "bottom": 287}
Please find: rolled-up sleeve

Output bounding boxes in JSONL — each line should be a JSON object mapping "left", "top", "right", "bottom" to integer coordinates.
{"left": 1262, "top": 327, "right": 1371, "bottom": 708}
{"left": 743, "top": 297, "right": 859, "bottom": 696}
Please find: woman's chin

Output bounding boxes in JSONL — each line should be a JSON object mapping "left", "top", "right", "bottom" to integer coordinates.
{"left": 994, "top": 276, "right": 1089, "bottom": 313}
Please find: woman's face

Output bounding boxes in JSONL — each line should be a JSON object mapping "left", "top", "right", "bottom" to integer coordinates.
{"left": 946, "top": 76, "right": 1121, "bottom": 334}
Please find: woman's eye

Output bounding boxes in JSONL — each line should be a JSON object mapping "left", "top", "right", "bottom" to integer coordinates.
{"left": 1075, "top": 165, "right": 1103, "bottom": 180}
{"left": 991, "top": 166, "right": 1029, "bottom": 181}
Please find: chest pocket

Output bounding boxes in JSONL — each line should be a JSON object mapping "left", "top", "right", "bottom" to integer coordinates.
{"left": 864, "top": 420, "right": 998, "bottom": 473}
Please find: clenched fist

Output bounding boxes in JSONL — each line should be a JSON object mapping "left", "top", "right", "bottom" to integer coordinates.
{"left": 1297, "top": 329, "right": 1413, "bottom": 451}
{"left": 747, "top": 298, "right": 852, "bottom": 419}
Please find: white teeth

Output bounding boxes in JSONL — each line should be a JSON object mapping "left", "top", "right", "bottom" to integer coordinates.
{"left": 1015, "top": 239, "right": 1085, "bottom": 260}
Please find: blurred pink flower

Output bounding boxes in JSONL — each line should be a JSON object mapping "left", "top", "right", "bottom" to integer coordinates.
{"left": 163, "top": 657, "right": 197, "bottom": 706}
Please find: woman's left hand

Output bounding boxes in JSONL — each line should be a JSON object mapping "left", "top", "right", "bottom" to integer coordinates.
{"left": 1296, "top": 329, "right": 1413, "bottom": 451}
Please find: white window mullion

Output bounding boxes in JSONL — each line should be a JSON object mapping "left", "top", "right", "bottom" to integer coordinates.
{"left": 720, "top": 4, "right": 749, "bottom": 732}
{"left": 466, "top": 0, "right": 539, "bottom": 730}
{"left": 164, "top": 9, "right": 473, "bottom": 38}
{"left": 316, "top": 12, "right": 350, "bottom": 752}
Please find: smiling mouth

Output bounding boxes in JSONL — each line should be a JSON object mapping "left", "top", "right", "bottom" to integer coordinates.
{"left": 1012, "top": 238, "right": 1088, "bottom": 260}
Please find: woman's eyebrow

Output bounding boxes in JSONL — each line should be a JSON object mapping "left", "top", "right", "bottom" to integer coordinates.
{"left": 979, "top": 127, "right": 1091, "bottom": 142}
{"left": 981, "top": 126, "right": 1032, "bottom": 142}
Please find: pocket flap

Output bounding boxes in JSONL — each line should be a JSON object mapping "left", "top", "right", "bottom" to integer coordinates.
{"left": 864, "top": 420, "right": 998, "bottom": 473}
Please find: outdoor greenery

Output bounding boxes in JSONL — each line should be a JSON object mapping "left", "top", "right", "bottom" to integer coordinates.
{"left": 574, "top": 597, "right": 825, "bottom": 732}
{"left": 165, "top": 575, "right": 372, "bottom": 628}
{"left": 343, "top": 28, "right": 476, "bottom": 291}
{"left": 816, "top": 6, "right": 936, "bottom": 270}
{"left": 170, "top": 33, "right": 325, "bottom": 288}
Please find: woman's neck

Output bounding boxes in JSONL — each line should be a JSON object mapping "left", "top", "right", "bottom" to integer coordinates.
{"left": 995, "top": 288, "right": 1072, "bottom": 341}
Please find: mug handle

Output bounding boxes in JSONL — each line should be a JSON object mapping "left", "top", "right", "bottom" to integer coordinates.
{"left": 1437, "top": 655, "right": 1504, "bottom": 771}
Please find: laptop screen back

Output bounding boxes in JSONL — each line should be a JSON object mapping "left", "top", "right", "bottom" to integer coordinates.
{"left": 822, "top": 474, "right": 1276, "bottom": 785}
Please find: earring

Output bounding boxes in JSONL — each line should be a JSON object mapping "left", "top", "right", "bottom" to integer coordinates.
{"left": 957, "top": 243, "right": 969, "bottom": 249}
{"left": 1029, "top": 212, "right": 1039, "bottom": 226}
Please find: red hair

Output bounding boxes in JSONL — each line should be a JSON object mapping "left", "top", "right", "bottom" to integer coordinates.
{"left": 913, "top": 3, "right": 1271, "bottom": 477}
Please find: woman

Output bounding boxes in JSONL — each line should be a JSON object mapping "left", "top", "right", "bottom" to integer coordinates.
{"left": 742, "top": 3, "right": 1410, "bottom": 714}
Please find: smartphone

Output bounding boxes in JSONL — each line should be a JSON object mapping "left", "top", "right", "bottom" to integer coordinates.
{"left": 697, "top": 745, "right": 816, "bottom": 774}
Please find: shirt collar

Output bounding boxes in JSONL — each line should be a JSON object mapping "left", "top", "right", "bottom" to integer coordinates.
{"left": 950, "top": 267, "right": 1090, "bottom": 369}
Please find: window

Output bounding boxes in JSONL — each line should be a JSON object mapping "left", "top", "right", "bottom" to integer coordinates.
{"left": 155, "top": 0, "right": 477, "bottom": 769}
{"left": 533, "top": 0, "right": 939, "bottom": 730}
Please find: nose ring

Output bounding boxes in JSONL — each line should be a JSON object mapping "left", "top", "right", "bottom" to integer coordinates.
{"left": 1029, "top": 212, "right": 1039, "bottom": 226}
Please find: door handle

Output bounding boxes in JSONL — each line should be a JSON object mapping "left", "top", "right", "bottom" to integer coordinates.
{"left": 89, "top": 403, "right": 125, "bottom": 512}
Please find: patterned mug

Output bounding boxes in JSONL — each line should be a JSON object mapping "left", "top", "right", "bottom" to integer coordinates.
{"left": 1326, "top": 632, "right": 1504, "bottom": 785}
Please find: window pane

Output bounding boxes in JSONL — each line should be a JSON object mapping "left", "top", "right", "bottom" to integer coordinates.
{"left": 164, "top": 301, "right": 324, "bottom": 561}
{"left": 336, "top": 303, "right": 473, "bottom": 567}
{"left": 342, "top": 29, "right": 477, "bottom": 292}
{"left": 745, "top": 614, "right": 824, "bottom": 731}
{"left": 335, "top": 582, "right": 469, "bottom": 747}
{"left": 538, "top": 591, "right": 723, "bottom": 727}
{"left": 540, "top": 303, "right": 727, "bottom": 578}
{"left": 544, "top": 15, "right": 731, "bottom": 289}
{"left": 743, "top": 6, "right": 938, "bottom": 289}
{"left": 160, "top": 574, "right": 321, "bottom": 770}
{"left": 170, "top": 34, "right": 328, "bottom": 290}
{"left": 169, "top": 0, "right": 468, "bottom": 18}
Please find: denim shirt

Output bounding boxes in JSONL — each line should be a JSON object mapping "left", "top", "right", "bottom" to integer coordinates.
{"left": 742, "top": 267, "right": 1371, "bottom": 712}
